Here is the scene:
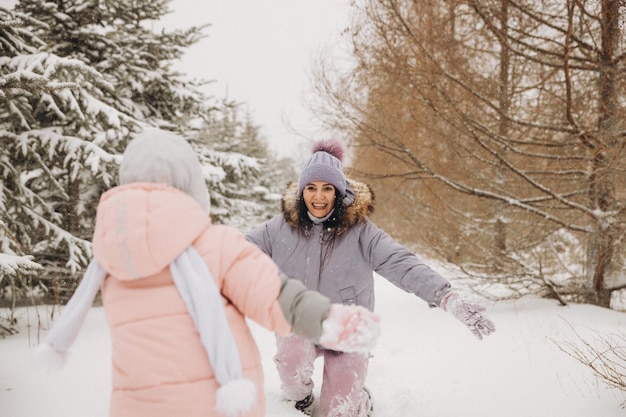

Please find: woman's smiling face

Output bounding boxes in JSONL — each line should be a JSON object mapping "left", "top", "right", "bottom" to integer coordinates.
{"left": 303, "top": 181, "right": 336, "bottom": 218}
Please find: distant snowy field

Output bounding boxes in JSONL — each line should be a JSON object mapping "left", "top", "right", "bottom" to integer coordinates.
{"left": 2, "top": 274, "right": 625, "bottom": 417}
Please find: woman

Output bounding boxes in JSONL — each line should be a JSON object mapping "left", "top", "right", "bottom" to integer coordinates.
{"left": 33, "top": 130, "right": 380, "bottom": 417}
{"left": 247, "top": 140, "right": 495, "bottom": 417}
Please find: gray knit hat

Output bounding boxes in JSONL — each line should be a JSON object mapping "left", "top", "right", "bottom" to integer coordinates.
{"left": 298, "top": 140, "right": 347, "bottom": 198}
{"left": 119, "top": 128, "right": 210, "bottom": 213}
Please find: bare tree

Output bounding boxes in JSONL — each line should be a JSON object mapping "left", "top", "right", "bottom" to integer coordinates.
{"left": 553, "top": 322, "right": 626, "bottom": 407}
{"left": 312, "top": 0, "right": 626, "bottom": 306}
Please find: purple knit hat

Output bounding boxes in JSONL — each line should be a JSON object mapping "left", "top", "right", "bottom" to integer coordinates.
{"left": 298, "top": 140, "right": 347, "bottom": 198}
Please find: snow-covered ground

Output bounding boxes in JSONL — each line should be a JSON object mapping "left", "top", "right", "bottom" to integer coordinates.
{"left": 1, "top": 276, "right": 624, "bottom": 417}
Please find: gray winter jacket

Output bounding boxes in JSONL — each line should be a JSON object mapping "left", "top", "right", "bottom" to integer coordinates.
{"left": 247, "top": 180, "right": 451, "bottom": 311}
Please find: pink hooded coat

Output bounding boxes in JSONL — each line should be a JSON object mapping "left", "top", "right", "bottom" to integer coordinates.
{"left": 92, "top": 181, "right": 291, "bottom": 417}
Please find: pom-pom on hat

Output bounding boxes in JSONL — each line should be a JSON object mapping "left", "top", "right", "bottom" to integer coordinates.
{"left": 298, "top": 140, "right": 347, "bottom": 198}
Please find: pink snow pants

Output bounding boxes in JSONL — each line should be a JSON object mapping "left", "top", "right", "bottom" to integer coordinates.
{"left": 274, "top": 334, "right": 370, "bottom": 417}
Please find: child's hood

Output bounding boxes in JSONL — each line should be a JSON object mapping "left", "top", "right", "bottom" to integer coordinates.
{"left": 91, "top": 183, "right": 211, "bottom": 280}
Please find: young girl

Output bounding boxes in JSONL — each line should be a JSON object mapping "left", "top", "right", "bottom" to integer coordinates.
{"left": 247, "top": 140, "right": 495, "bottom": 417}
{"left": 33, "top": 129, "right": 380, "bottom": 417}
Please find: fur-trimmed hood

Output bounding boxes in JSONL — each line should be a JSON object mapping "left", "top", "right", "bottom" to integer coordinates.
{"left": 281, "top": 178, "right": 375, "bottom": 234}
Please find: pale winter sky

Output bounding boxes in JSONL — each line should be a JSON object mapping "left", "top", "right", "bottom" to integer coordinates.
{"left": 0, "top": 0, "right": 353, "bottom": 159}
{"left": 161, "top": 0, "right": 353, "bottom": 160}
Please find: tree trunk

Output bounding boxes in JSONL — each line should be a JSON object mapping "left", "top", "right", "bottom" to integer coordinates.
{"left": 586, "top": 0, "right": 623, "bottom": 307}
{"left": 494, "top": 0, "right": 510, "bottom": 255}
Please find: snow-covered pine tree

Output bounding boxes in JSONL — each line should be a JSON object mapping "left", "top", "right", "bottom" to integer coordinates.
{"left": 1, "top": 1, "right": 294, "bottom": 328}
{"left": 195, "top": 99, "right": 295, "bottom": 231}
{"left": 1, "top": 0, "right": 210, "bottom": 308}
{"left": 0, "top": 5, "right": 130, "bottom": 311}
{"left": 17, "top": 0, "right": 211, "bottom": 129}
{"left": 0, "top": 8, "right": 47, "bottom": 300}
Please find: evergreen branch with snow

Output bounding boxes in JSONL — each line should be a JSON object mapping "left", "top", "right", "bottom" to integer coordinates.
{"left": 0, "top": 253, "right": 42, "bottom": 277}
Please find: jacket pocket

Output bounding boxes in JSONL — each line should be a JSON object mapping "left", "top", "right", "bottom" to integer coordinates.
{"left": 339, "top": 286, "right": 357, "bottom": 305}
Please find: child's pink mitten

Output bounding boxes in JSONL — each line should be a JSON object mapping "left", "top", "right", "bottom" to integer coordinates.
{"left": 319, "top": 304, "right": 381, "bottom": 353}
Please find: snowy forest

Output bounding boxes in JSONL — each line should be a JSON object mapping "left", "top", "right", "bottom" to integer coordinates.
{"left": 0, "top": 0, "right": 296, "bottom": 325}
{"left": 1, "top": 0, "right": 626, "bottom": 406}
{"left": 312, "top": 0, "right": 626, "bottom": 308}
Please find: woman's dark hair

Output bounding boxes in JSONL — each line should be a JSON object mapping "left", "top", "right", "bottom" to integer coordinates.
{"left": 296, "top": 191, "right": 346, "bottom": 267}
